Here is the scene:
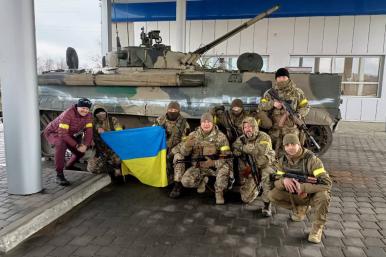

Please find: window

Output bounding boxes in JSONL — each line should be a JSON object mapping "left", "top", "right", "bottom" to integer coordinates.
{"left": 200, "top": 55, "right": 269, "bottom": 72}
{"left": 289, "top": 56, "right": 383, "bottom": 97}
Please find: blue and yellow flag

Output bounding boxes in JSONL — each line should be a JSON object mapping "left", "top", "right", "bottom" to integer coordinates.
{"left": 101, "top": 126, "right": 168, "bottom": 187}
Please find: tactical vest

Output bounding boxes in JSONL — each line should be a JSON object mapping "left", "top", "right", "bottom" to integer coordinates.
{"left": 280, "top": 150, "right": 315, "bottom": 176}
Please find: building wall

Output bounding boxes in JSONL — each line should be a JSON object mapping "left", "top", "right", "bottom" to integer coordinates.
{"left": 113, "top": 15, "right": 386, "bottom": 122}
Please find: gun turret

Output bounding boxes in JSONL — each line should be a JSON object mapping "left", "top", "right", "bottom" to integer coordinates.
{"left": 181, "top": 4, "right": 280, "bottom": 66}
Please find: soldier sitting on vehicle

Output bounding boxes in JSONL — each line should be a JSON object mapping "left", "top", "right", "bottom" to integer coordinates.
{"left": 179, "top": 112, "right": 232, "bottom": 205}
{"left": 87, "top": 105, "right": 123, "bottom": 178}
{"left": 154, "top": 101, "right": 190, "bottom": 198}
{"left": 259, "top": 68, "right": 310, "bottom": 155}
{"left": 43, "top": 98, "right": 93, "bottom": 186}
{"left": 268, "top": 134, "right": 332, "bottom": 244}
{"left": 232, "top": 117, "right": 275, "bottom": 217}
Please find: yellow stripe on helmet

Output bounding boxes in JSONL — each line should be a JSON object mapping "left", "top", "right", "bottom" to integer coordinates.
{"left": 59, "top": 123, "right": 69, "bottom": 129}
{"left": 85, "top": 123, "right": 93, "bottom": 128}
{"left": 313, "top": 167, "right": 326, "bottom": 176}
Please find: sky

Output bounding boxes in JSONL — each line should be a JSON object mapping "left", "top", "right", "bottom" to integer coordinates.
{"left": 34, "top": 0, "right": 102, "bottom": 68}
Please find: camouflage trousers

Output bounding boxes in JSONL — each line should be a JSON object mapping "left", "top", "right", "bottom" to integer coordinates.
{"left": 268, "top": 188, "right": 331, "bottom": 225}
{"left": 181, "top": 164, "right": 230, "bottom": 192}
{"left": 87, "top": 150, "right": 121, "bottom": 175}
{"left": 240, "top": 166, "right": 274, "bottom": 203}
{"left": 172, "top": 153, "right": 186, "bottom": 183}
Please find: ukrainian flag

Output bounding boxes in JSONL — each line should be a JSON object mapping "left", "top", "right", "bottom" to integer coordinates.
{"left": 101, "top": 126, "right": 168, "bottom": 187}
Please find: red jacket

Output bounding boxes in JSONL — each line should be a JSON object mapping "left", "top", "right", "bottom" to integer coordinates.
{"left": 44, "top": 105, "right": 93, "bottom": 148}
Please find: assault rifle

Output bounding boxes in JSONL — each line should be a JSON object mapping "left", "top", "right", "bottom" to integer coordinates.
{"left": 240, "top": 136, "right": 263, "bottom": 195}
{"left": 176, "top": 154, "right": 233, "bottom": 164}
{"left": 270, "top": 172, "right": 326, "bottom": 185}
{"left": 267, "top": 88, "right": 321, "bottom": 150}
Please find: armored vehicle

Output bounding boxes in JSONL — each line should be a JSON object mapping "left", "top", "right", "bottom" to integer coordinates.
{"left": 37, "top": 5, "right": 341, "bottom": 156}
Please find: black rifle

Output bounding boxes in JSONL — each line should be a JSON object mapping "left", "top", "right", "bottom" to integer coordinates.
{"left": 267, "top": 88, "right": 320, "bottom": 150}
{"left": 176, "top": 154, "right": 233, "bottom": 164}
{"left": 240, "top": 136, "right": 263, "bottom": 195}
{"left": 270, "top": 172, "right": 326, "bottom": 185}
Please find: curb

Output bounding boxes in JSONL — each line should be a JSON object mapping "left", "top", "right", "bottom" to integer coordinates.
{"left": 0, "top": 174, "right": 111, "bottom": 253}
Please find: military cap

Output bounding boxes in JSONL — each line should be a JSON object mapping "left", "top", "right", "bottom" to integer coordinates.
{"left": 167, "top": 101, "right": 181, "bottom": 111}
{"left": 283, "top": 133, "right": 300, "bottom": 145}
{"left": 200, "top": 112, "right": 213, "bottom": 123}
{"left": 231, "top": 98, "right": 243, "bottom": 109}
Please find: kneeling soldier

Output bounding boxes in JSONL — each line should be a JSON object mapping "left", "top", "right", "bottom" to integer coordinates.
{"left": 180, "top": 113, "right": 232, "bottom": 204}
{"left": 268, "top": 134, "right": 332, "bottom": 243}
{"left": 233, "top": 117, "right": 275, "bottom": 216}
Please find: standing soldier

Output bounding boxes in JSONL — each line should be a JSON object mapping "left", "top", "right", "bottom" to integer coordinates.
{"left": 268, "top": 134, "right": 332, "bottom": 243}
{"left": 43, "top": 98, "right": 93, "bottom": 186}
{"left": 259, "top": 68, "right": 310, "bottom": 154}
{"left": 180, "top": 113, "right": 232, "bottom": 204}
{"left": 154, "top": 101, "right": 190, "bottom": 198}
{"left": 87, "top": 105, "right": 123, "bottom": 177}
{"left": 233, "top": 117, "right": 275, "bottom": 216}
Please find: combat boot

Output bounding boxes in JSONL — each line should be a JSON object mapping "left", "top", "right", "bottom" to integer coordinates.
{"left": 308, "top": 223, "right": 324, "bottom": 243}
{"left": 197, "top": 176, "right": 208, "bottom": 193}
{"left": 56, "top": 174, "right": 70, "bottom": 186}
{"left": 215, "top": 190, "right": 225, "bottom": 205}
{"left": 169, "top": 182, "right": 182, "bottom": 199}
{"left": 291, "top": 205, "right": 309, "bottom": 222}
{"left": 262, "top": 201, "right": 272, "bottom": 217}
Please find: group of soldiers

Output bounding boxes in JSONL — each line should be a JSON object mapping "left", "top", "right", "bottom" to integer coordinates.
{"left": 156, "top": 68, "right": 332, "bottom": 244}
{"left": 43, "top": 67, "right": 332, "bottom": 244}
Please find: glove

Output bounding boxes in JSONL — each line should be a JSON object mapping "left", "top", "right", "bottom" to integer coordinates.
{"left": 242, "top": 144, "right": 255, "bottom": 155}
{"left": 200, "top": 157, "right": 215, "bottom": 169}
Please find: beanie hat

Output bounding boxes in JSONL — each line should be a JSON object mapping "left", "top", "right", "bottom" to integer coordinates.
{"left": 275, "top": 68, "right": 290, "bottom": 79}
{"left": 283, "top": 134, "right": 300, "bottom": 145}
{"left": 231, "top": 99, "right": 243, "bottom": 109}
{"left": 200, "top": 112, "right": 213, "bottom": 123}
{"left": 167, "top": 101, "right": 181, "bottom": 111}
{"left": 77, "top": 98, "right": 92, "bottom": 108}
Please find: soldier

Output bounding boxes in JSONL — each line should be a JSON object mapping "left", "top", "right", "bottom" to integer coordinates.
{"left": 87, "top": 105, "right": 123, "bottom": 177}
{"left": 268, "top": 134, "right": 332, "bottom": 243}
{"left": 154, "top": 101, "right": 190, "bottom": 198}
{"left": 259, "top": 68, "right": 310, "bottom": 154}
{"left": 212, "top": 99, "right": 272, "bottom": 144}
{"left": 180, "top": 113, "right": 231, "bottom": 204}
{"left": 43, "top": 98, "right": 93, "bottom": 186}
{"left": 232, "top": 117, "right": 275, "bottom": 216}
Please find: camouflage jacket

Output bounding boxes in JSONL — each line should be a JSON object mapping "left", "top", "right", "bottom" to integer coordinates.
{"left": 154, "top": 114, "right": 190, "bottom": 150}
{"left": 92, "top": 105, "right": 123, "bottom": 155}
{"left": 211, "top": 107, "right": 255, "bottom": 143}
{"left": 274, "top": 148, "right": 332, "bottom": 193}
{"left": 180, "top": 126, "right": 231, "bottom": 169}
{"left": 233, "top": 131, "right": 275, "bottom": 168}
{"left": 259, "top": 79, "right": 310, "bottom": 128}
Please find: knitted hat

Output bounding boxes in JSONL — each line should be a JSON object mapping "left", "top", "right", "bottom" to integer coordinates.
{"left": 77, "top": 98, "right": 92, "bottom": 108}
{"left": 275, "top": 68, "right": 290, "bottom": 79}
{"left": 200, "top": 112, "right": 213, "bottom": 123}
{"left": 231, "top": 98, "right": 243, "bottom": 109}
{"left": 167, "top": 101, "right": 180, "bottom": 111}
{"left": 283, "top": 134, "right": 300, "bottom": 145}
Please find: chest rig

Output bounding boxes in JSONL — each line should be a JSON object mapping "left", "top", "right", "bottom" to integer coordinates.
{"left": 280, "top": 150, "right": 314, "bottom": 176}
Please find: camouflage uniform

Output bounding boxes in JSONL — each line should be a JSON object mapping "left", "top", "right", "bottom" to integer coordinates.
{"left": 87, "top": 105, "right": 123, "bottom": 174}
{"left": 154, "top": 112, "right": 190, "bottom": 183}
{"left": 268, "top": 147, "right": 332, "bottom": 241}
{"left": 232, "top": 117, "right": 275, "bottom": 205}
{"left": 259, "top": 79, "right": 309, "bottom": 153}
{"left": 180, "top": 125, "right": 231, "bottom": 202}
